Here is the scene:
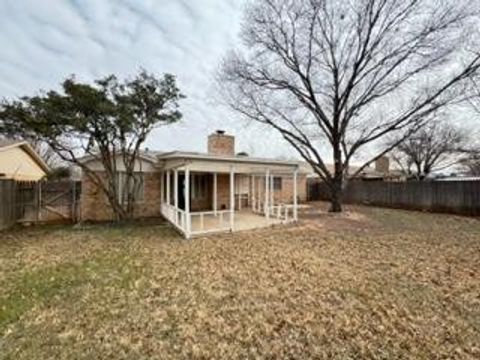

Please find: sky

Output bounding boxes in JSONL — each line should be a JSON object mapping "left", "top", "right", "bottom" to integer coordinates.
{"left": 0, "top": 0, "right": 295, "bottom": 159}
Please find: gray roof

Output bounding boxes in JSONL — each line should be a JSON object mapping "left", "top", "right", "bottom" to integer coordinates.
{"left": 156, "top": 150, "right": 307, "bottom": 169}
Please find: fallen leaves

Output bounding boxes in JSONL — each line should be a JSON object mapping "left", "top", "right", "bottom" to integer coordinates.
{"left": 1, "top": 205, "right": 480, "bottom": 359}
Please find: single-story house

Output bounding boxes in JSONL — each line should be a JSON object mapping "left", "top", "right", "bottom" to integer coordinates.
{"left": 308, "top": 156, "right": 405, "bottom": 182}
{"left": 0, "top": 140, "right": 50, "bottom": 181}
{"left": 80, "top": 131, "right": 309, "bottom": 238}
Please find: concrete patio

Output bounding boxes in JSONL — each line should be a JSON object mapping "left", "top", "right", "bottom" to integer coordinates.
{"left": 189, "top": 210, "right": 283, "bottom": 235}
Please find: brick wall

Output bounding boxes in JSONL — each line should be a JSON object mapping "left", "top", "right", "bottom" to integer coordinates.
{"left": 81, "top": 170, "right": 306, "bottom": 221}
{"left": 80, "top": 171, "right": 161, "bottom": 221}
{"left": 251, "top": 174, "right": 307, "bottom": 204}
{"left": 213, "top": 173, "right": 307, "bottom": 210}
{"left": 207, "top": 133, "right": 235, "bottom": 156}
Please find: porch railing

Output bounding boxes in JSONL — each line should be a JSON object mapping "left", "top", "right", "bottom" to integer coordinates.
{"left": 252, "top": 198, "right": 296, "bottom": 223}
{"left": 161, "top": 203, "right": 234, "bottom": 237}
{"left": 267, "top": 204, "right": 296, "bottom": 222}
{"left": 189, "top": 209, "right": 233, "bottom": 236}
{"left": 161, "top": 203, "right": 187, "bottom": 235}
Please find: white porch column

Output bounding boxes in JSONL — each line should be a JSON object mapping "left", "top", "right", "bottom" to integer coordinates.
{"left": 185, "top": 167, "right": 191, "bottom": 238}
{"left": 265, "top": 169, "right": 270, "bottom": 219}
{"left": 160, "top": 171, "right": 164, "bottom": 207}
{"left": 293, "top": 168, "right": 298, "bottom": 221}
{"left": 213, "top": 172, "right": 217, "bottom": 215}
{"left": 251, "top": 175, "right": 255, "bottom": 211}
{"left": 270, "top": 174, "right": 274, "bottom": 208}
{"left": 174, "top": 170, "right": 178, "bottom": 208}
{"left": 166, "top": 170, "right": 171, "bottom": 205}
{"left": 230, "top": 168, "right": 235, "bottom": 231}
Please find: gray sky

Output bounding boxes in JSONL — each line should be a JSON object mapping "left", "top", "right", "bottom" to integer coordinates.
{"left": 0, "top": 0, "right": 297, "bottom": 158}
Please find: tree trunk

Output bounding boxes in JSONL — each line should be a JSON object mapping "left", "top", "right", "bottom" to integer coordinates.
{"left": 330, "top": 142, "right": 344, "bottom": 213}
{"left": 329, "top": 176, "right": 343, "bottom": 213}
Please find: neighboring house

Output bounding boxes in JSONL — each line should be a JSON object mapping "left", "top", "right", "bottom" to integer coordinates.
{"left": 308, "top": 156, "right": 405, "bottom": 182}
{"left": 0, "top": 140, "right": 50, "bottom": 181}
{"left": 80, "top": 130, "right": 309, "bottom": 238}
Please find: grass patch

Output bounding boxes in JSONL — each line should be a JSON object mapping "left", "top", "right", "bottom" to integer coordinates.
{"left": 0, "top": 253, "right": 145, "bottom": 334}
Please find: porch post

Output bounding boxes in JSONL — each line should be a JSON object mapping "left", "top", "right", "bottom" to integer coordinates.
{"left": 230, "top": 167, "right": 235, "bottom": 231}
{"left": 270, "top": 174, "right": 274, "bottom": 208}
{"left": 185, "top": 167, "right": 191, "bottom": 238}
{"left": 160, "top": 171, "right": 164, "bottom": 207}
{"left": 265, "top": 169, "right": 270, "bottom": 219}
{"left": 251, "top": 175, "right": 255, "bottom": 211}
{"left": 213, "top": 172, "right": 217, "bottom": 215}
{"left": 174, "top": 170, "right": 178, "bottom": 209}
{"left": 293, "top": 168, "right": 298, "bottom": 221}
{"left": 166, "top": 170, "right": 171, "bottom": 205}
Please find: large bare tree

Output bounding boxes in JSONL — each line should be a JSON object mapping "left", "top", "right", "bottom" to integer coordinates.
{"left": 219, "top": 0, "right": 480, "bottom": 211}
{"left": 389, "top": 121, "right": 469, "bottom": 180}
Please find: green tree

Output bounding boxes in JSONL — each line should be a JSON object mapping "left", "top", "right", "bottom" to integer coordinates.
{"left": 0, "top": 71, "right": 184, "bottom": 221}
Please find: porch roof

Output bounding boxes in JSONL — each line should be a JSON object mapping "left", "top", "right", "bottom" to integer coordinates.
{"left": 157, "top": 151, "right": 308, "bottom": 174}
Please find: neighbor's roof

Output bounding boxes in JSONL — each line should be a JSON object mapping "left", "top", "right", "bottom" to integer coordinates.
{"left": 0, "top": 140, "right": 50, "bottom": 174}
{"left": 156, "top": 150, "right": 308, "bottom": 170}
{"left": 78, "top": 150, "right": 159, "bottom": 164}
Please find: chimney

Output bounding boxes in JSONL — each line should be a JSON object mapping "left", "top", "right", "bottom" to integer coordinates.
{"left": 208, "top": 130, "right": 235, "bottom": 156}
{"left": 375, "top": 156, "right": 390, "bottom": 173}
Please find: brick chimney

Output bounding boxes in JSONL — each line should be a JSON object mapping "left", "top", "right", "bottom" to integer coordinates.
{"left": 207, "top": 130, "right": 235, "bottom": 156}
{"left": 375, "top": 156, "right": 390, "bottom": 173}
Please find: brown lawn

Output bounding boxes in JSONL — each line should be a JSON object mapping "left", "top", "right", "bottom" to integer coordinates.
{"left": 1, "top": 203, "right": 479, "bottom": 359}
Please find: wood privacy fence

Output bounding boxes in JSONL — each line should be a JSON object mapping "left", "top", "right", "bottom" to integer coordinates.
{"left": 307, "top": 179, "right": 480, "bottom": 216}
{"left": 0, "top": 179, "right": 16, "bottom": 230}
{"left": 0, "top": 179, "right": 81, "bottom": 230}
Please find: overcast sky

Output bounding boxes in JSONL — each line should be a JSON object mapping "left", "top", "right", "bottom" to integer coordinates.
{"left": 0, "top": 0, "right": 298, "bottom": 159}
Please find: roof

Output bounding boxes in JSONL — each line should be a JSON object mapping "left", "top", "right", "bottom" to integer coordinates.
{"left": 157, "top": 150, "right": 307, "bottom": 170}
{"left": 434, "top": 176, "right": 480, "bottom": 182}
{"left": 78, "top": 150, "right": 159, "bottom": 164}
{"left": 0, "top": 140, "right": 50, "bottom": 174}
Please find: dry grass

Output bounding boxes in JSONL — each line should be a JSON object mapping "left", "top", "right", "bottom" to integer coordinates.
{"left": 1, "top": 203, "right": 479, "bottom": 359}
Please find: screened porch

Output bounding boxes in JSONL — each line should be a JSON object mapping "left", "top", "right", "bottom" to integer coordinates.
{"left": 159, "top": 159, "right": 299, "bottom": 238}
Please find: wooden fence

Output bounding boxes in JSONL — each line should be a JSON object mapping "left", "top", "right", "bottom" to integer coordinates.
{"left": 0, "top": 179, "right": 16, "bottom": 230}
{"left": 0, "top": 179, "right": 81, "bottom": 230}
{"left": 307, "top": 179, "right": 480, "bottom": 216}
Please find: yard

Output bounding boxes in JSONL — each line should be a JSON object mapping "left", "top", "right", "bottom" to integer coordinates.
{"left": 1, "top": 203, "right": 479, "bottom": 359}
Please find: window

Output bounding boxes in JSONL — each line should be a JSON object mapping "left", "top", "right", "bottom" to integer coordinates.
{"left": 273, "top": 177, "right": 282, "bottom": 191}
{"left": 116, "top": 172, "right": 145, "bottom": 203}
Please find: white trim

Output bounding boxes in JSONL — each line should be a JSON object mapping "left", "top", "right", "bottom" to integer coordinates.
{"left": 166, "top": 170, "right": 171, "bottom": 205}
{"left": 174, "top": 170, "right": 178, "bottom": 224}
{"left": 185, "top": 167, "right": 191, "bottom": 238}
{"left": 213, "top": 172, "right": 217, "bottom": 215}
{"left": 265, "top": 169, "right": 270, "bottom": 219}
{"left": 293, "top": 168, "right": 298, "bottom": 221}
{"left": 230, "top": 168, "right": 235, "bottom": 231}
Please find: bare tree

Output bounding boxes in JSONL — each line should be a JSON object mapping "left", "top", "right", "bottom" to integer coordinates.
{"left": 460, "top": 154, "right": 480, "bottom": 175}
{"left": 219, "top": 0, "right": 480, "bottom": 211}
{"left": 389, "top": 121, "right": 469, "bottom": 180}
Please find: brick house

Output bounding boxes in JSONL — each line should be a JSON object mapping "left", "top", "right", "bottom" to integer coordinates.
{"left": 80, "top": 130, "right": 309, "bottom": 238}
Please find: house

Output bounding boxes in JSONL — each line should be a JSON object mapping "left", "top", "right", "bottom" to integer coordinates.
{"left": 80, "top": 130, "right": 309, "bottom": 238}
{"left": 308, "top": 156, "right": 405, "bottom": 182}
{"left": 0, "top": 140, "right": 50, "bottom": 181}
